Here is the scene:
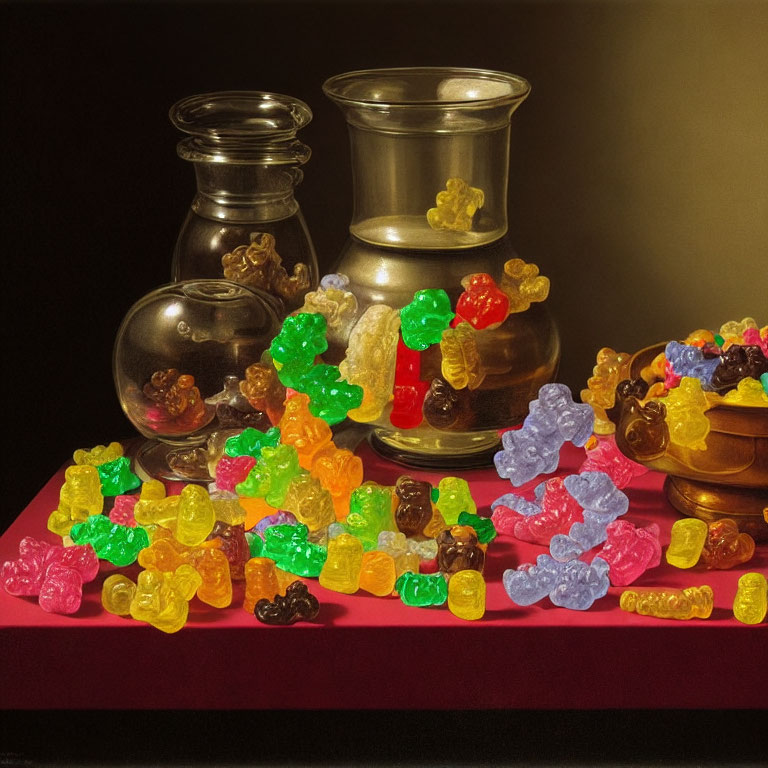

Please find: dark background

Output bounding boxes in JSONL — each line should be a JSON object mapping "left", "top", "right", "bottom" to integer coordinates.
{"left": 1, "top": 3, "right": 766, "bottom": 762}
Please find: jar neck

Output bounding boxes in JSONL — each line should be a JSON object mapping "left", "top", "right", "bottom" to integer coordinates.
{"left": 191, "top": 162, "right": 301, "bottom": 223}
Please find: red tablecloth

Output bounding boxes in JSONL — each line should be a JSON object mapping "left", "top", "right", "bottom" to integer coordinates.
{"left": 1, "top": 440, "right": 766, "bottom": 710}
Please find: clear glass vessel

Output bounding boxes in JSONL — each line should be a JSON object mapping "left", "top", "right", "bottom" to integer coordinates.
{"left": 323, "top": 67, "right": 561, "bottom": 467}
{"left": 170, "top": 91, "right": 319, "bottom": 312}
{"left": 113, "top": 279, "right": 281, "bottom": 482}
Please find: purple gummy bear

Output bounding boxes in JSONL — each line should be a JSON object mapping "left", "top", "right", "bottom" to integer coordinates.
{"left": 502, "top": 553, "right": 610, "bottom": 610}
{"left": 250, "top": 510, "right": 299, "bottom": 538}
{"left": 494, "top": 383, "right": 594, "bottom": 487}
{"left": 579, "top": 435, "right": 647, "bottom": 489}
{"left": 597, "top": 520, "right": 661, "bottom": 586}
{"left": 664, "top": 341, "right": 719, "bottom": 391}
{"left": 549, "top": 471, "right": 629, "bottom": 561}
{"left": 319, "top": 273, "right": 350, "bottom": 291}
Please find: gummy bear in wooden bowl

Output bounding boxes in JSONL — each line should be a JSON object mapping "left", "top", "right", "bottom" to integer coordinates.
{"left": 609, "top": 343, "right": 768, "bottom": 543}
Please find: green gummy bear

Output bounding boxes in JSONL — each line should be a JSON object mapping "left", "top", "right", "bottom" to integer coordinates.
{"left": 457, "top": 510, "right": 497, "bottom": 544}
{"left": 436, "top": 477, "right": 476, "bottom": 525}
{"left": 263, "top": 523, "right": 310, "bottom": 560}
{"left": 345, "top": 483, "right": 395, "bottom": 549}
{"left": 298, "top": 364, "right": 364, "bottom": 425}
{"left": 270, "top": 313, "right": 329, "bottom": 388}
{"left": 70, "top": 515, "right": 149, "bottom": 567}
{"left": 395, "top": 571, "right": 448, "bottom": 607}
{"left": 399, "top": 289, "right": 455, "bottom": 351}
{"left": 97, "top": 457, "right": 140, "bottom": 497}
{"left": 224, "top": 427, "right": 281, "bottom": 459}
{"left": 235, "top": 444, "right": 302, "bottom": 507}
{"left": 279, "top": 540, "right": 328, "bottom": 578}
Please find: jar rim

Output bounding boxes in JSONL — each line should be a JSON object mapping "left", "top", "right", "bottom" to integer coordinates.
{"left": 322, "top": 67, "right": 530, "bottom": 108}
{"left": 170, "top": 91, "right": 312, "bottom": 140}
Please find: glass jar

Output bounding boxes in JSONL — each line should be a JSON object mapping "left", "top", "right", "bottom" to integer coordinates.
{"left": 323, "top": 67, "right": 561, "bottom": 467}
{"left": 113, "top": 279, "right": 281, "bottom": 482}
{"left": 170, "top": 91, "right": 319, "bottom": 312}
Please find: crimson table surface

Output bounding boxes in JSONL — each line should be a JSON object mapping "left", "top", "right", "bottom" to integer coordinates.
{"left": 1, "top": 441, "right": 766, "bottom": 711}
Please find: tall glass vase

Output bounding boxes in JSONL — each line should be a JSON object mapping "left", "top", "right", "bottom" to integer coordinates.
{"left": 170, "top": 91, "right": 319, "bottom": 312}
{"left": 323, "top": 67, "right": 560, "bottom": 467}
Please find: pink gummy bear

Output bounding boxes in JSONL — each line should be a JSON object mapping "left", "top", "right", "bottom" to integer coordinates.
{"left": 491, "top": 477, "right": 584, "bottom": 546}
{"left": 579, "top": 436, "right": 648, "bottom": 489}
{"left": 215, "top": 455, "right": 257, "bottom": 493}
{"left": 109, "top": 495, "right": 139, "bottom": 527}
{"left": 1, "top": 536, "right": 99, "bottom": 613}
{"left": 742, "top": 327, "right": 768, "bottom": 357}
{"left": 597, "top": 519, "right": 661, "bottom": 586}
{"left": 664, "top": 358, "right": 682, "bottom": 390}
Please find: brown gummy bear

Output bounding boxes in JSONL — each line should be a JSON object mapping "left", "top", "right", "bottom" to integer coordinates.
{"left": 436, "top": 525, "right": 485, "bottom": 575}
{"left": 143, "top": 368, "right": 206, "bottom": 426}
{"left": 254, "top": 580, "right": 320, "bottom": 625}
{"left": 394, "top": 476, "right": 433, "bottom": 537}
{"left": 238, "top": 362, "right": 286, "bottom": 425}
{"left": 422, "top": 377, "right": 474, "bottom": 431}
{"left": 711, "top": 345, "right": 768, "bottom": 393}
{"left": 699, "top": 519, "right": 755, "bottom": 570}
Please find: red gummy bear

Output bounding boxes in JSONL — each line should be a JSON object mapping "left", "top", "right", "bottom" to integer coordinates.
{"left": 455, "top": 273, "right": 510, "bottom": 330}
{"left": 109, "top": 495, "right": 139, "bottom": 527}
{"left": 390, "top": 335, "right": 428, "bottom": 429}
{"left": 215, "top": 455, "right": 257, "bottom": 493}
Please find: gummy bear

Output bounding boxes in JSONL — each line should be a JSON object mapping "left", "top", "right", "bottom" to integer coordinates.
{"left": 664, "top": 341, "right": 719, "bottom": 391}
{"left": 270, "top": 313, "right": 328, "bottom": 389}
{"left": 236, "top": 444, "right": 302, "bottom": 508}
{"left": 620, "top": 585, "right": 713, "bottom": 620}
{"left": 297, "top": 364, "right": 364, "bottom": 425}
{"left": 188, "top": 546, "right": 232, "bottom": 608}
{"left": 70, "top": 515, "right": 150, "bottom": 567}
{"left": 278, "top": 393, "right": 333, "bottom": 468}
{"left": 399, "top": 289, "right": 455, "bottom": 351}
{"left": 358, "top": 550, "right": 397, "bottom": 596}
{"left": 238, "top": 363, "right": 287, "bottom": 425}
{"left": 297, "top": 273, "right": 359, "bottom": 343}
{"left": 579, "top": 347, "right": 631, "bottom": 435}
{"left": 346, "top": 482, "right": 396, "bottom": 549}
{"left": 254, "top": 580, "right": 320, "bottom": 625}
{"left": 47, "top": 465, "right": 104, "bottom": 537}
{"left": 426, "top": 177, "right": 484, "bottom": 232}
{"left": 448, "top": 569, "right": 486, "bottom": 621}
{"left": 318, "top": 533, "right": 363, "bottom": 594}
{"left": 422, "top": 377, "right": 473, "bottom": 430}
{"left": 699, "top": 518, "right": 755, "bottom": 570}
{"left": 38, "top": 563, "right": 84, "bottom": 614}
{"left": 659, "top": 377, "right": 711, "bottom": 450}
{"left": 243, "top": 556, "right": 280, "bottom": 613}
{"left": 455, "top": 273, "right": 510, "bottom": 330}
{"left": 129, "top": 565, "right": 202, "bottom": 633}
{"left": 435, "top": 477, "right": 477, "bottom": 525}
{"left": 224, "top": 426, "right": 282, "bottom": 461}
{"left": 339, "top": 304, "right": 401, "bottom": 422}
{"left": 109, "top": 494, "right": 138, "bottom": 527}
{"left": 597, "top": 520, "right": 662, "bottom": 586}
{"left": 722, "top": 377, "right": 768, "bottom": 406}
{"left": 207, "top": 520, "right": 250, "bottom": 580}
{"left": 579, "top": 435, "right": 648, "bottom": 489}
{"left": 712, "top": 344, "right": 768, "bottom": 393}
{"left": 436, "top": 525, "right": 485, "bottom": 575}
{"left": 456, "top": 511, "right": 497, "bottom": 545}
{"left": 97, "top": 456, "right": 141, "bottom": 496}
{"left": 281, "top": 473, "right": 336, "bottom": 533}
{"left": 215, "top": 455, "right": 257, "bottom": 494}
{"left": 499, "top": 258, "right": 550, "bottom": 313}
{"left": 221, "top": 231, "right": 310, "bottom": 303}
{"left": 73, "top": 441, "right": 123, "bottom": 467}
{"left": 310, "top": 447, "right": 364, "bottom": 522}
{"left": 176, "top": 484, "right": 216, "bottom": 547}
{"left": 395, "top": 571, "right": 448, "bottom": 607}
{"left": 732, "top": 572, "right": 768, "bottom": 625}
{"left": 101, "top": 573, "right": 137, "bottom": 616}
{"left": 491, "top": 476, "right": 583, "bottom": 546}
{"left": 610, "top": 385, "right": 669, "bottom": 461}
{"left": 143, "top": 368, "right": 208, "bottom": 430}
{"left": 439, "top": 321, "right": 486, "bottom": 390}
{"left": 390, "top": 381, "right": 429, "bottom": 429}
{"left": 666, "top": 518, "right": 708, "bottom": 569}
{"left": 394, "top": 476, "right": 433, "bottom": 537}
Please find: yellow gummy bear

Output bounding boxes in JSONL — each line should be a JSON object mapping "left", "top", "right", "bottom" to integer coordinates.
{"left": 448, "top": 569, "right": 486, "bottom": 621}
{"left": 440, "top": 321, "right": 486, "bottom": 391}
{"left": 426, "top": 177, "right": 485, "bottom": 232}
{"left": 73, "top": 441, "right": 124, "bottom": 467}
{"left": 282, "top": 474, "right": 336, "bottom": 533}
{"left": 499, "top": 258, "right": 550, "bottom": 313}
{"left": 661, "top": 377, "right": 711, "bottom": 450}
{"left": 319, "top": 533, "right": 364, "bottom": 594}
{"left": 718, "top": 317, "right": 758, "bottom": 343}
{"left": 722, "top": 377, "right": 768, "bottom": 406}
{"left": 340, "top": 304, "right": 401, "bottom": 422}
{"left": 176, "top": 484, "right": 216, "bottom": 547}
{"left": 101, "top": 573, "right": 137, "bottom": 616}
{"left": 47, "top": 465, "right": 104, "bottom": 537}
{"left": 129, "top": 565, "right": 202, "bottom": 634}
{"left": 620, "top": 585, "right": 713, "bottom": 620}
{"left": 733, "top": 572, "right": 768, "bottom": 625}
{"left": 579, "top": 347, "right": 631, "bottom": 435}
{"left": 666, "top": 517, "right": 708, "bottom": 568}
{"left": 297, "top": 285, "right": 358, "bottom": 337}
